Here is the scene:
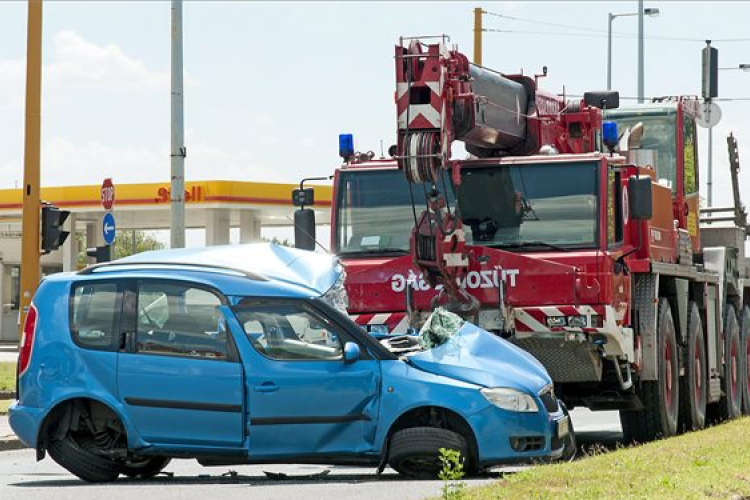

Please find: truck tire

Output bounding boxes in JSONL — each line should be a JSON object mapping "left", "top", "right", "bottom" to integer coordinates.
{"left": 388, "top": 427, "right": 468, "bottom": 479}
{"left": 717, "top": 305, "right": 742, "bottom": 421}
{"left": 741, "top": 305, "right": 750, "bottom": 416}
{"left": 678, "top": 302, "right": 707, "bottom": 431}
{"left": 48, "top": 434, "right": 120, "bottom": 483}
{"left": 620, "top": 298, "right": 679, "bottom": 442}
{"left": 119, "top": 457, "right": 171, "bottom": 479}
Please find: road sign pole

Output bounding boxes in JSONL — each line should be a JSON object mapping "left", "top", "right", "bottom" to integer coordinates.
{"left": 19, "top": 0, "right": 43, "bottom": 339}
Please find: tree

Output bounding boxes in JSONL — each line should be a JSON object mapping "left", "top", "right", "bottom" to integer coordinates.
{"left": 113, "top": 230, "right": 165, "bottom": 259}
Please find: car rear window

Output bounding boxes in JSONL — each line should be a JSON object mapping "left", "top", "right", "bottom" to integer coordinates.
{"left": 71, "top": 282, "right": 121, "bottom": 350}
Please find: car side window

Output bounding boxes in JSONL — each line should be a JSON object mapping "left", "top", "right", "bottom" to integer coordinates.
{"left": 135, "top": 282, "right": 228, "bottom": 360}
{"left": 234, "top": 303, "right": 343, "bottom": 361}
{"left": 71, "top": 282, "right": 121, "bottom": 351}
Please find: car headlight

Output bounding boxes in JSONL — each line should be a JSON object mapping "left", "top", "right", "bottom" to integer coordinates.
{"left": 323, "top": 267, "right": 349, "bottom": 314}
{"left": 480, "top": 387, "right": 539, "bottom": 413}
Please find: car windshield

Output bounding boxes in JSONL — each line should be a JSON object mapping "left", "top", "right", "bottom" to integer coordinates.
{"left": 335, "top": 169, "right": 455, "bottom": 255}
{"left": 457, "top": 162, "right": 599, "bottom": 249}
{"left": 606, "top": 109, "right": 677, "bottom": 192}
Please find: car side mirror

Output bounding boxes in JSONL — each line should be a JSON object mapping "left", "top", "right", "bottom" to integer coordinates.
{"left": 628, "top": 176, "right": 653, "bottom": 221}
{"left": 343, "top": 342, "right": 361, "bottom": 364}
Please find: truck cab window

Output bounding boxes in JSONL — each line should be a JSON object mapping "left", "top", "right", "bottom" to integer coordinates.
{"left": 683, "top": 117, "right": 698, "bottom": 195}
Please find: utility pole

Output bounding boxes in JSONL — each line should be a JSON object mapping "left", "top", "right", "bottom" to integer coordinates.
{"left": 19, "top": 0, "right": 43, "bottom": 337}
{"left": 637, "top": 0, "right": 644, "bottom": 103}
{"left": 170, "top": 0, "right": 186, "bottom": 248}
{"left": 473, "top": 7, "right": 483, "bottom": 65}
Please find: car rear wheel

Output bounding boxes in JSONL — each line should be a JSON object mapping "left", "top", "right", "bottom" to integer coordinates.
{"left": 119, "top": 457, "right": 171, "bottom": 479}
{"left": 388, "top": 427, "right": 468, "bottom": 480}
{"left": 48, "top": 434, "right": 120, "bottom": 483}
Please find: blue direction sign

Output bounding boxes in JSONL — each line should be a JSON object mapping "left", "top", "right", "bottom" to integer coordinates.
{"left": 102, "top": 212, "right": 116, "bottom": 245}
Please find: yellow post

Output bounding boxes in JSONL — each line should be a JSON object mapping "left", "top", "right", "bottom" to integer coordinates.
{"left": 473, "top": 7, "right": 483, "bottom": 65}
{"left": 19, "top": 0, "right": 43, "bottom": 337}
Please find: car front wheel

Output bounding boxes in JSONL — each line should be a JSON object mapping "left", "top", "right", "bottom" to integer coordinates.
{"left": 388, "top": 427, "right": 468, "bottom": 480}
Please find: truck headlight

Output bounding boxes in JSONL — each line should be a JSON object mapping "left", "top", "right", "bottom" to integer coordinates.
{"left": 323, "top": 268, "right": 349, "bottom": 314}
{"left": 481, "top": 387, "right": 539, "bottom": 413}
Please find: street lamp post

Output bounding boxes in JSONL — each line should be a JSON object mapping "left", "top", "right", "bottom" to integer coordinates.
{"left": 607, "top": 7, "right": 659, "bottom": 93}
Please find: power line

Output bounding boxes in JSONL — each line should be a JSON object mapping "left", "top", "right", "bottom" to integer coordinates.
{"left": 482, "top": 10, "right": 750, "bottom": 44}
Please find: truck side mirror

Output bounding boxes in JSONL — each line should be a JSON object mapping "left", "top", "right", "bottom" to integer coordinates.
{"left": 628, "top": 176, "right": 653, "bottom": 221}
{"left": 583, "top": 91, "right": 620, "bottom": 110}
{"left": 294, "top": 208, "right": 317, "bottom": 251}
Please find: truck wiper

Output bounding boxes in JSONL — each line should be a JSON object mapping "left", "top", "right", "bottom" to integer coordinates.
{"left": 340, "top": 248, "right": 409, "bottom": 256}
{"left": 491, "top": 241, "right": 571, "bottom": 252}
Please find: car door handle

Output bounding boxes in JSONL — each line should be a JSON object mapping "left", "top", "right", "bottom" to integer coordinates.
{"left": 254, "top": 382, "right": 279, "bottom": 393}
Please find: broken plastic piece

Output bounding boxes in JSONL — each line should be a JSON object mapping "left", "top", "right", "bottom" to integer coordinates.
{"left": 419, "top": 307, "right": 466, "bottom": 349}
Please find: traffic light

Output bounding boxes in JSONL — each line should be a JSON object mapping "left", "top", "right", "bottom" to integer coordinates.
{"left": 86, "top": 245, "right": 112, "bottom": 263}
{"left": 41, "top": 205, "right": 70, "bottom": 254}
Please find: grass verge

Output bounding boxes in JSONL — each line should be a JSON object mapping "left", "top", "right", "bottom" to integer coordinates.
{"left": 455, "top": 417, "right": 750, "bottom": 500}
{"left": 0, "top": 362, "right": 15, "bottom": 392}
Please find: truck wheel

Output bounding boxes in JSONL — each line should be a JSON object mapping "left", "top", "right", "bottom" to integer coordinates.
{"left": 620, "top": 298, "right": 679, "bottom": 442}
{"left": 48, "top": 434, "right": 120, "bottom": 483}
{"left": 119, "top": 457, "right": 171, "bottom": 479}
{"left": 717, "top": 305, "right": 742, "bottom": 420}
{"left": 388, "top": 427, "right": 468, "bottom": 480}
{"left": 678, "top": 302, "right": 707, "bottom": 432}
{"left": 740, "top": 306, "right": 750, "bottom": 416}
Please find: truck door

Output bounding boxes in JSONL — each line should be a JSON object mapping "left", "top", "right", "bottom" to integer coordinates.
{"left": 682, "top": 116, "right": 701, "bottom": 252}
{"left": 117, "top": 280, "right": 244, "bottom": 448}
{"left": 226, "top": 299, "right": 381, "bottom": 459}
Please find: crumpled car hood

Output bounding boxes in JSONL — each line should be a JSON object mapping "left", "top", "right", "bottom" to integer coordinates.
{"left": 407, "top": 323, "right": 552, "bottom": 394}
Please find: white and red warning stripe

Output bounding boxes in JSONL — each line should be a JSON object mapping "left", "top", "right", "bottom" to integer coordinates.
{"left": 513, "top": 305, "right": 619, "bottom": 334}
{"left": 350, "top": 312, "right": 410, "bottom": 335}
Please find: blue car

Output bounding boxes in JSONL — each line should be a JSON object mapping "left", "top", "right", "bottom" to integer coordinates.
{"left": 10, "top": 244, "right": 571, "bottom": 482}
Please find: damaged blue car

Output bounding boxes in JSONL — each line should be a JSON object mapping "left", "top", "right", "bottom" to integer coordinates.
{"left": 10, "top": 244, "right": 571, "bottom": 482}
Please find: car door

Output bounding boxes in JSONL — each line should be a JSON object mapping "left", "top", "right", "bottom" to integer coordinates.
{"left": 117, "top": 280, "right": 244, "bottom": 448}
{"left": 227, "top": 299, "right": 381, "bottom": 458}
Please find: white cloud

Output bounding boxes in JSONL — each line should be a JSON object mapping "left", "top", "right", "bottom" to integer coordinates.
{"left": 0, "top": 30, "right": 198, "bottom": 103}
{"left": 38, "top": 137, "right": 287, "bottom": 187}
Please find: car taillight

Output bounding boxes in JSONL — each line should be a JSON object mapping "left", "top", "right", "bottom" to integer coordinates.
{"left": 18, "top": 304, "right": 38, "bottom": 377}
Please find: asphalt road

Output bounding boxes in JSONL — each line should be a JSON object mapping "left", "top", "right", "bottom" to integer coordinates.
{"left": 0, "top": 410, "right": 623, "bottom": 500}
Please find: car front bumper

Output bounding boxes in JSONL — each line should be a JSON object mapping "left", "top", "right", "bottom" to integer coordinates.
{"left": 468, "top": 400, "right": 568, "bottom": 466}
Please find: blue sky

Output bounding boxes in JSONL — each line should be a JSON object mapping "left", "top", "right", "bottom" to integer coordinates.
{"left": 1, "top": 1, "right": 749, "bottom": 214}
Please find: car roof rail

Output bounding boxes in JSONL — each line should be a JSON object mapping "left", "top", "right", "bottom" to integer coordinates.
{"left": 77, "top": 261, "right": 267, "bottom": 281}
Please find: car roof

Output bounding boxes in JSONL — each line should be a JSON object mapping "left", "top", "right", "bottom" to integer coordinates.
{"left": 47, "top": 243, "right": 341, "bottom": 299}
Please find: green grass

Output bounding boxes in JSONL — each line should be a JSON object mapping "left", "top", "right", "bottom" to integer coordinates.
{"left": 0, "top": 399, "right": 9, "bottom": 416}
{"left": 0, "top": 362, "right": 15, "bottom": 393}
{"left": 451, "top": 417, "right": 750, "bottom": 500}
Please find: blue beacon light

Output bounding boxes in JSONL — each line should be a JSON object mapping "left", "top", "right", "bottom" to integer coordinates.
{"left": 602, "top": 121, "right": 619, "bottom": 154}
{"left": 339, "top": 134, "right": 355, "bottom": 159}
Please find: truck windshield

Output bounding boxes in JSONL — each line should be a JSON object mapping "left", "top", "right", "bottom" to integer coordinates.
{"left": 335, "top": 169, "right": 455, "bottom": 255}
{"left": 607, "top": 109, "right": 677, "bottom": 192}
{"left": 457, "top": 162, "right": 599, "bottom": 249}
{"left": 335, "top": 163, "right": 598, "bottom": 255}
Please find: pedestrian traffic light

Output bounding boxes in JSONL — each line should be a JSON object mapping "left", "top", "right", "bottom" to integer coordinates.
{"left": 86, "top": 245, "right": 112, "bottom": 263}
{"left": 41, "top": 205, "right": 70, "bottom": 254}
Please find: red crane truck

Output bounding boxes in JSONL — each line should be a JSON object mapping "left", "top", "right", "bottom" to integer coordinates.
{"left": 296, "top": 36, "right": 750, "bottom": 442}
